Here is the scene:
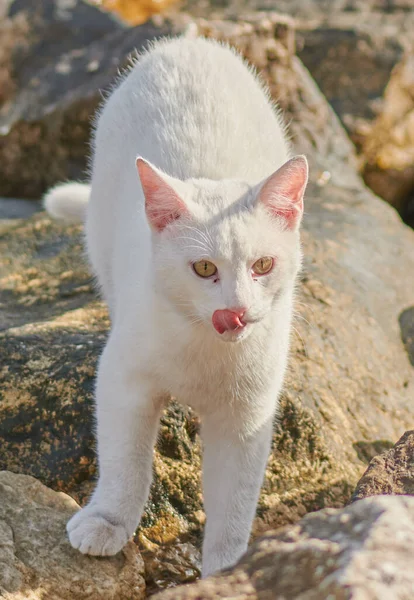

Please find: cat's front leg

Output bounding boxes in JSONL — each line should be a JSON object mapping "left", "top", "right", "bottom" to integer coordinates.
{"left": 67, "top": 334, "right": 163, "bottom": 556}
{"left": 201, "top": 407, "right": 274, "bottom": 577}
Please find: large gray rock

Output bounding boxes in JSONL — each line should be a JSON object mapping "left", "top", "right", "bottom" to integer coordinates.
{"left": 0, "top": 14, "right": 413, "bottom": 594}
{"left": 0, "top": 470, "right": 145, "bottom": 600}
{"left": 0, "top": 0, "right": 178, "bottom": 198}
{"left": 154, "top": 495, "right": 414, "bottom": 599}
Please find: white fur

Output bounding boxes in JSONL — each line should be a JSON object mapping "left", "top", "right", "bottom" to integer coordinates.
{"left": 43, "top": 182, "right": 90, "bottom": 222}
{"left": 44, "top": 38, "right": 307, "bottom": 578}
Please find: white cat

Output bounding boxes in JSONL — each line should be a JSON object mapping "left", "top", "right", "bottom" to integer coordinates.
{"left": 44, "top": 37, "right": 308, "bottom": 578}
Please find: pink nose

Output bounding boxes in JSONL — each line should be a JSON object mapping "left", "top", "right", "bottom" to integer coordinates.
{"left": 212, "top": 308, "right": 246, "bottom": 334}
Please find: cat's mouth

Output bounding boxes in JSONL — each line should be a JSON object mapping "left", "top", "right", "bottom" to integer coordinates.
{"left": 212, "top": 309, "right": 246, "bottom": 335}
{"left": 210, "top": 309, "right": 258, "bottom": 342}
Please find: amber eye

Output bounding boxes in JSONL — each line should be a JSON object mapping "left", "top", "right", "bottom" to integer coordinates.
{"left": 252, "top": 257, "right": 273, "bottom": 275}
{"left": 193, "top": 260, "right": 218, "bottom": 278}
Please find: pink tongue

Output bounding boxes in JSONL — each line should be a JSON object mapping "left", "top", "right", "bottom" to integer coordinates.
{"left": 212, "top": 310, "right": 244, "bottom": 334}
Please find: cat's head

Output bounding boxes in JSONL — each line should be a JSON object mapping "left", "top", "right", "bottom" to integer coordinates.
{"left": 137, "top": 155, "right": 308, "bottom": 343}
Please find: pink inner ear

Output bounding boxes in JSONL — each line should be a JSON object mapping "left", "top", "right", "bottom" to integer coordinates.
{"left": 259, "top": 155, "right": 308, "bottom": 229}
{"left": 137, "top": 158, "right": 188, "bottom": 232}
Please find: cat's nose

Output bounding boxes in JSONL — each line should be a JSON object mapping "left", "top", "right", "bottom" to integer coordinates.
{"left": 212, "top": 308, "right": 246, "bottom": 334}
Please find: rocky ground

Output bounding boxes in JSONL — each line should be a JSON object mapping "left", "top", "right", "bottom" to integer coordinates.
{"left": 0, "top": 0, "right": 414, "bottom": 598}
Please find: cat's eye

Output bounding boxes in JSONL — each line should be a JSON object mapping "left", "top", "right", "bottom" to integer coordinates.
{"left": 193, "top": 260, "right": 218, "bottom": 278}
{"left": 252, "top": 257, "right": 273, "bottom": 275}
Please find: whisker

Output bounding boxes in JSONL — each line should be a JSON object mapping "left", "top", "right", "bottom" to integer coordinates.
{"left": 291, "top": 325, "right": 308, "bottom": 357}
{"left": 178, "top": 225, "right": 214, "bottom": 252}
{"left": 175, "top": 235, "right": 210, "bottom": 247}
{"left": 293, "top": 313, "right": 311, "bottom": 328}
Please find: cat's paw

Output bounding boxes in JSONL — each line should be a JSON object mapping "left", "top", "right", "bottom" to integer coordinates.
{"left": 67, "top": 507, "right": 129, "bottom": 556}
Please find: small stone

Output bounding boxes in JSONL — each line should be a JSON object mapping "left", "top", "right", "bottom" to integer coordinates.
{"left": 87, "top": 59, "right": 100, "bottom": 72}
{"left": 316, "top": 170, "right": 331, "bottom": 186}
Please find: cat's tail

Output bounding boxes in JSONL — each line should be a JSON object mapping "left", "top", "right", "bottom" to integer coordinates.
{"left": 43, "top": 182, "right": 91, "bottom": 223}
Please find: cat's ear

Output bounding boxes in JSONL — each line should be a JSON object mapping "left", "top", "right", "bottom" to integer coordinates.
{"left": 136, "top": 157, "right": 189, "bottom": 232}
{"left": 257, "top": 155, "right": 308, "bottom": 230}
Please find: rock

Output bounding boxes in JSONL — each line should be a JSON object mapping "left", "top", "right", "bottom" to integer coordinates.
{"left": 0, "top": 0, "right": 125, "bottom": 117}
{"left": 1, "top": 14, "right": 414, "bottom": 594}
{"left": 5, "top": 0, "right": 124, "bottom": 80}
{"left": 0, "top": 197, "right": 41, "bottom": 235}
{"left": 0, "top": 0, "right": 180, "bottom": 198}
{"left": 362, "top": 52, "right": 414, "bottom": 227}
{"left": 183, "top": 0, "right": 412, "bottom": 136}
{"left": 153, "top": 495, "right": 414, "bottom": 599}
{"left": 0, "top": 2, "right": 30, "bottom": 107}
{"left": 351, "top": 430, "right": 414, "bottom": 502}
{"left": 295, "top": 23, "right": 405, "bottom": 143}
{"left": 0, "top": 197, "right": 41, "bottom": 219}
{"left": 0, "top": 470, "right": 145, "bottom": 599}
{"left": 291, "top": 3, "right": 413, "bottom": 146}
{"left": 182, "top": 0, "right": 414, "bottom": 19}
